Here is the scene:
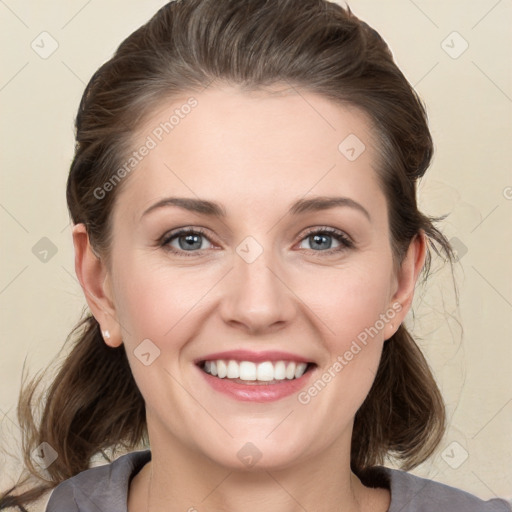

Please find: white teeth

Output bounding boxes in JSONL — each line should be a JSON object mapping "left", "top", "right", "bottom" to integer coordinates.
{"left": 256, "top": 361, "right": 274, "bottom": 381}
{"left": 217, "top": 360, "right": 227, "bottom": 378}
{"left": 239, "top": 361, "right": 257, "bottom": 381}
{"left": 285, "top": 362, "right": 296, "bottom": 379}
{"left": 202, "top": 359, "right": 309, "bottom": 381}
{"left": 274, "top": 361, "right": 286, "bottom": 380}
{"left": 227, "top": 360, "right": 239, "bottom": 379}
{"left": 295, "top": 363, "right": 307, "bottom": 378}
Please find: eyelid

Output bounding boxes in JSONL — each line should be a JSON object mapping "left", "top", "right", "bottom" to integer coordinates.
{"left": 159, "top": 225, "right": 354, "bottom": 256}
{"left": 295, "top": 226, "right": 354, "bottom": 253}
{"left": 159, "top": 226, "right": 216, "bottom": 248}
{"left": 298, "top": 226, "right": 354, "bottom": 245}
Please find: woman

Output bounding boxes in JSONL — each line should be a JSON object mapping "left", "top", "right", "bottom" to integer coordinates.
{"left": 1, "top": 0, "right": 510, "bottom": 511}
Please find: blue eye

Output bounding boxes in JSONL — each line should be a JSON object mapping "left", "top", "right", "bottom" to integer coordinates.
{"left": 160, "top": 226, "right": 353, "bottom": 257}
{"left": 161, "top": 228, "right": 214, "bottom": 256}
{"left": 298, "top": 228, "right": 353, "bottom": 253}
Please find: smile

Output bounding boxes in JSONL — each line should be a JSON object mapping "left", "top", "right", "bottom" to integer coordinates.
{"left": 200, "top": 359, "right": 312, "bottom": 383}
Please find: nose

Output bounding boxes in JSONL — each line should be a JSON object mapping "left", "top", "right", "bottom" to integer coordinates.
{"left": 219, "top": 244, "right": 297, "bottom": 335}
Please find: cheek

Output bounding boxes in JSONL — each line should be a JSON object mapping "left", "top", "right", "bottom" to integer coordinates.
{"left": 290, "top": 261, "right": 393, "bottom": 344}
{"left": 292, "top": 264, "right": 391, "bottom": 403}
{"left": 111, "top": 255, "right": 225, "bottom": 376}
{"left": 113, "top": 255, "right": 200, "bottom": 335}
{"left": 110, "top": 259, "right": 208, "bottom": 407}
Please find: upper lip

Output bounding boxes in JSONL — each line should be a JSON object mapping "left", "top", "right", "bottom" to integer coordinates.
{"left": 194, "top": 350, "right": 313, "bottom": 365}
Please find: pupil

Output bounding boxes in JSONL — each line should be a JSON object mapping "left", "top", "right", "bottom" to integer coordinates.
{"left": 180, "top": 234, "right": 201, "bottom": 250}
{"left": 311, "top": 234, "right": 331, "bottom": 250}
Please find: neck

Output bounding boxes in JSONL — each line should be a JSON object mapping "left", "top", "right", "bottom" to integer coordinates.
{"left": 142, "top": 463, "right": 365, "bottom": 512}
{"left": 130, "top": 436, "right": 386, "bottom": 512}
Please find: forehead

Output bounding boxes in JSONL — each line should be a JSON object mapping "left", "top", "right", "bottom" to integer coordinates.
{"left": 113, "top": 85, "right": 386, "bottom": 226}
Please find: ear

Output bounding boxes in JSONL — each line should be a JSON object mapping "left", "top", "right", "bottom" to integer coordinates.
{"left": 72, "top": 223, "right": 123, "bottom": 348}
{"left": 385, "top": 229, "right": 427, "bottom": 339}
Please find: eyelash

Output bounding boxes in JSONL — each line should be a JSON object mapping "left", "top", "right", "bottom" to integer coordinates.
{"left": 159, "top": 226, "right": 354, "bottom": 258}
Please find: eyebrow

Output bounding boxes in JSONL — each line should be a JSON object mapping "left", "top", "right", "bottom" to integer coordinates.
{"left": 141, "top": 196, "right": 371, "bottom": 222}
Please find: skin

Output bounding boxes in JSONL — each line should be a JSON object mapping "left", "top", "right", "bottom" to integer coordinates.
{"left": 73, "top": 85, "right": 426, "bottom": 512}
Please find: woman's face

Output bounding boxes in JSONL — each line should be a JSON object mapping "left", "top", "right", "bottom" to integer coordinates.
{"left": 96, "top": 85, "right": 419, "bottom": 470}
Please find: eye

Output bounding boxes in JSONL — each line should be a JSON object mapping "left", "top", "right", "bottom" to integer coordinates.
{"left": 159, "top": 226, "right": 354, "bottom": 257}
{"left": 160, "top": 227, "right": 215, "bottom": 256}
{"left": 297, "top": 227, "right": 354, "bottom": 253}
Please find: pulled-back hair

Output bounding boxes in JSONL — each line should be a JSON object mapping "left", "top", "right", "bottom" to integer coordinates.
{"left": 1, "top": 0, "right": 456, "bottom": 509}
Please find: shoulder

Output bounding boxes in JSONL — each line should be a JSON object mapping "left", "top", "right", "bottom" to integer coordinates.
{"left": 376, "top": 466, "right": 511, "bottom": 512}
{"left": 44, "top": 450, "right": 151, "bottom": 512}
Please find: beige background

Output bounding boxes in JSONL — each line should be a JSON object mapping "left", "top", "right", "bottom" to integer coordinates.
{"left": 1, "top": 0, "right": 511, "bottom": 506}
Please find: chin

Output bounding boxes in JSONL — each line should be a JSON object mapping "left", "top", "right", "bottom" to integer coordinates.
{"left": 197, "top": 436, "right": 309, "bottom": 473}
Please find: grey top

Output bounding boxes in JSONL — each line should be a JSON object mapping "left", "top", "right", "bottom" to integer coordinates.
{"left": 45, "top": 450, "right": 511, "bottom": 512}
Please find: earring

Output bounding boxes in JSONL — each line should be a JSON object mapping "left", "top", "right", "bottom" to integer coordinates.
{"left": 102, "top": 330, "right": 111, "bottom": 340}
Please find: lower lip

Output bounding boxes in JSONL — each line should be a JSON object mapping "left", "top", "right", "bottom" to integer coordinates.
{"left": 197, "top": 365, "right": 315, "bottom": 402}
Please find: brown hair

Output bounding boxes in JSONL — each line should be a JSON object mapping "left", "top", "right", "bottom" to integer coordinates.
{"left": 1, "top": 0, "right": 456, "bottom": 508}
